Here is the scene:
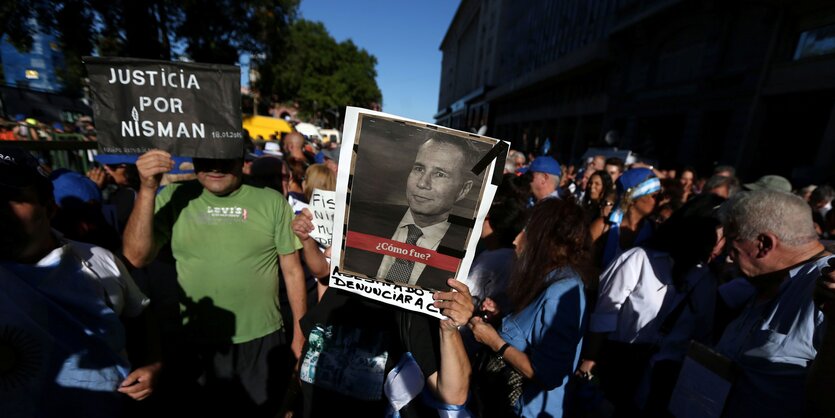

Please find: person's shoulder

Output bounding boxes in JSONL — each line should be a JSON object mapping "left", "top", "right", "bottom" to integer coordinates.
{"left": 241, "top": 183, "right": 284, "bottom": 199}
{"left": 546, "top": 267, "right": 585, "bottom": 289}
{"left": 814, "top": 254, "right": 835, "bottom": 270}
{"left": 65, "top": 239, "right": 121, "bottom": 275}
{"left": 590, "top": 216, "right": 607, "bottom": 238}
{"left": 65, "top": 239, "right": 111, "bottom": 259}
{"left": 620, "top": 246, "right": 651, "bottom": 263}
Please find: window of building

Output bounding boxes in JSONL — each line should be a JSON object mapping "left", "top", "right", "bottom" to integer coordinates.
{"left": 794, "top": 23, "right": 835, "bottom": 60}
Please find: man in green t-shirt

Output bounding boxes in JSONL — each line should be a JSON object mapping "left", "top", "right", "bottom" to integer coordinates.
{"left": 123, "top": 149, "right": 306, "bottom": 417}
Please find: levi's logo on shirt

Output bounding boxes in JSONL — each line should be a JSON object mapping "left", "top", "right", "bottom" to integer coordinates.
{"left": 206, "top": 206, "right": 248, "bottom": 220}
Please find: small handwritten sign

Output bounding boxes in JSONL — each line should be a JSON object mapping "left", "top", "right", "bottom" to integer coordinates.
{"left": 309, "top": 189, "right": 336, "bottom": 247}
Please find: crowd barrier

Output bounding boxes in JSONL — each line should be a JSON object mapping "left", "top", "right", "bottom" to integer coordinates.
{"left": 9, "top": 137, "right": 97, "bottom": 173}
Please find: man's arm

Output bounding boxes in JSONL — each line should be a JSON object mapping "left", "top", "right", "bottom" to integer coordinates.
{"left": 122, "top": 150, "right": 173, "bottom": 268}
{"left": 279, "top": 251, "right": 307, "bottom": 360}
{"left": 291, "top": 209, "right": 330, "bottom": 278}
{"left": 808, "top": 260, "right": 835, "bottom": 416}
{"left": 426, "top": 279, "right": 474, "bottom": 405}
{"left": 119, "top": 308, "right": 163, "bottom": 401}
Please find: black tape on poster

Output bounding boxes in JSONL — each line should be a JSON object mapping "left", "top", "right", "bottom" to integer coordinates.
{"left": 83, "top": 56, "right": 242, "bottom": 158}
{"left": 470, "top": 140, "right": 509, "bottom": 185}
{"left": 436, "top": 246, "right": 466, "bottom": 259}
{"left": 447, "top": 214, "right": 476, "bottom": 229}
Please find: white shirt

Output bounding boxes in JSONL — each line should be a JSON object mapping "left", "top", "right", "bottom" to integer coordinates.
{"left": 376, "top": 210, "right": 450, "bottom": 285}
{"left": 37, "top": 235, "right": 149, "bottom": 317}
{"left": 591, "top": 247, "right": 677, "bottom": 343}
{"left": 0, "top": 234, "right": 149, "bottom": 408}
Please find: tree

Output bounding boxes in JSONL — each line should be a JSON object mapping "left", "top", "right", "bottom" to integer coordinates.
{"left": 268, "top": 19, "right": 382, "bottom": 119}
{"left": 0, "top": 1, "right": 380, "bottom": 116}
{"left": 1, "top": 0, "right": 299, "bottom": 96}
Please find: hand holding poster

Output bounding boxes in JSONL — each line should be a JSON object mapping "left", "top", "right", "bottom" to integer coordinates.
{"left": 329, "top": 107, "right": 508, "bottom": 318}
{"left": 84, "top": 57, "right": 243, "bottom": 158}
{"left": 309, "top": 189, "right": 336, "bottom": 248}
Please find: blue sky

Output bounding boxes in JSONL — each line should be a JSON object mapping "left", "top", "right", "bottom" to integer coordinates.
{"left": 297, "top": 0, "right": 459, "bottom": 123}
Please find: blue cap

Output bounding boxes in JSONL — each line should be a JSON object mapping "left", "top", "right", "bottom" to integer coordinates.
{"left": 616, "top": 168, "right": 656, "bottom": 195}
{"left": 51, "top": 169, "right": 101, "bottom": 207}
{"left": 0, "top": 146, "right": 50, "bottom": 189}
{"left": 527, "top": 156, "right": 562, "bottom": 177}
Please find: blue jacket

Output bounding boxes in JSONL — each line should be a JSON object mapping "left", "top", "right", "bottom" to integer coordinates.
{"left": 500, "top": 267, "right": 587, "bottom": 418}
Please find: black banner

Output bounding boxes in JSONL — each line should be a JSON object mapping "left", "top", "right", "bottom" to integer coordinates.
{"left": 84, "top": 56, "right": 243, "bottom": 158}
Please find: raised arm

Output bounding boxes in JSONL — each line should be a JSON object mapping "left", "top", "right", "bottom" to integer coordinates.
{"left": 426, "top": 278, "right": 474, "bottom": 405}
{"left": 122, "top": 150, "right": 173, "bottom": 268}
{"left": 291, "top": 209, "right": 331, "bottom": 277}
{"left": 279, "top": 250, "right": 308, "bottom": 360}
{"left": 291, "top": 208, "right": 332, "bottom": 300}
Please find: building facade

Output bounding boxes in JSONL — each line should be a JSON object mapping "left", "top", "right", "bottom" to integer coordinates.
{"left": 1, "top": 31, "right": 65, "bottom": 93}
{"left": 436, "top": 0, "right": 835, "bottom": 183}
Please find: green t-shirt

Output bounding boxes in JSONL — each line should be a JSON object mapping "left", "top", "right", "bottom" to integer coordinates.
{"left": 154, "top": 181, "right": 301, "bottom": 343}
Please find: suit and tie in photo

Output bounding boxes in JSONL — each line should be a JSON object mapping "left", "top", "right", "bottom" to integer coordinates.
{"left": 342, "top": 135, "right": 485, "bottom": 291}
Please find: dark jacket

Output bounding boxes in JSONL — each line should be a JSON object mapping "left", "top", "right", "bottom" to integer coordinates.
{"left": 342, "top": 201, "right": 470, "bottom": 291}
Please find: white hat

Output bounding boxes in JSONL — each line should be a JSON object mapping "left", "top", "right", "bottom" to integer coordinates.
{"left": 263, "top": 142, "right": 283, "bottom": 157}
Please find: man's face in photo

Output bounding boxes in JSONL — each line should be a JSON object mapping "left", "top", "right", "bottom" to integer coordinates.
{"left": 406, "top": 139, "right": 473, "bottom": 224}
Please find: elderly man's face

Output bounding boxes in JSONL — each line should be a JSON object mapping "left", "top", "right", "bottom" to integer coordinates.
{"left": 725, "top": 226, "right": 764, "bottom": 277}
{"left": 406, "top": 140, "right": 472, "bottom": 224}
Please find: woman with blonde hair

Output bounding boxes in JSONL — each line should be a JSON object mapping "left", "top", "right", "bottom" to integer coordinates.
{"left": 302, "top": 163, "right": 335, "bottom": 202}
{"left": 293, "top": 163, "right": 336, "bottom": 299}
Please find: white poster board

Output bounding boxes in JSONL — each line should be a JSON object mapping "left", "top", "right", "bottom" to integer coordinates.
{"left": 329, "top": 107, "right": 507, "bottom": 318}
{"left": 309, "top": 189, "right": 336, "bottom": 248}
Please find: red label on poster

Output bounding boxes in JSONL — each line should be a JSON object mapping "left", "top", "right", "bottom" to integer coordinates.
{"left": 345, "top": 231, "right": 460, "bottom": 273}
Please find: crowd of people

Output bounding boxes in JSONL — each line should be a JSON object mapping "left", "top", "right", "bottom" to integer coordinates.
{"left": 0, "top": 114, "right": 98, "bottom": 141}
{"left": 3, "top": 128, "right": 835, "bottom": 418}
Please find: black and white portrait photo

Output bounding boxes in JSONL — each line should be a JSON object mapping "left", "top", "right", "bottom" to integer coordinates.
{"left": 336, "top": 111, "right": 497, "bottom": 292}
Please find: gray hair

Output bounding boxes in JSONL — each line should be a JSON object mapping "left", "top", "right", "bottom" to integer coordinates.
{"left": 508, "top": 150, "right": 526, "bottom": 163}
{"left": 721, "top": 189, "right": 817, "bottom": 246}
{"left": 504, "top": 158, "right": 517, "bottom": 173}
{"left": 705, "top": 174, "right": 740, "bottom": 196}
